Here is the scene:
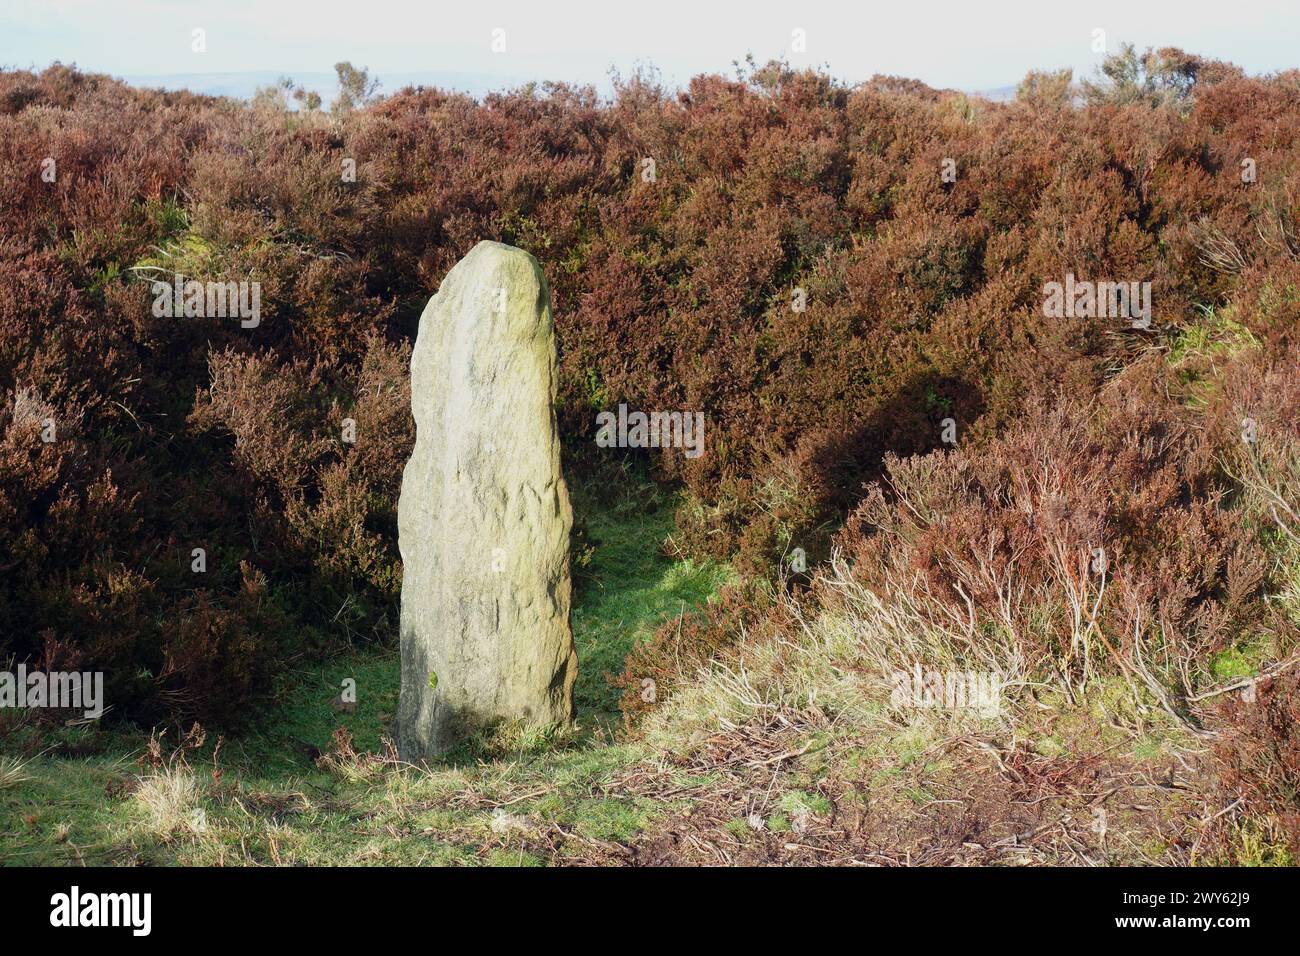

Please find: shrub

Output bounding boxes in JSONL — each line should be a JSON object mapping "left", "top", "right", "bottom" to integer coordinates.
{"left": 1214, "top": 670, "right": 1300, "bottom": 858}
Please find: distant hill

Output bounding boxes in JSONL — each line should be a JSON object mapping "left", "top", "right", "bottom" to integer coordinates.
{"left": 971, "top": 84, "right": 1016, "bottom": 101}
{"left": 121, "top": 69, "right": 541, "bottom": 105}
{"left": 121, "top": 70, "right": 1020, "bottom": 105}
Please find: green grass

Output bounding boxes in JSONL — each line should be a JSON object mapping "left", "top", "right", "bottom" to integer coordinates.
{"left": 1168, "top": 304, "right": 1262, "bottom": 406}
{"left": 1168, "top": 305, "right": 1257, "bottom": 363}
{"left": 229, "top": 650, "right": 400, "bottom": 777}
{"left": 0, "top": 474, "right": 732, "bottom": 865}
{"left": 570, "top": 477, "right": 735, "bottom": 728}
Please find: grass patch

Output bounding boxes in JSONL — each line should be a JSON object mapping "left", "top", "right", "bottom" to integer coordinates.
{"left": 1168, "top": 304, "right": 1261, "bottom": 406}
{"left": 570, "top": 475, "right": 734, "bottom": 729}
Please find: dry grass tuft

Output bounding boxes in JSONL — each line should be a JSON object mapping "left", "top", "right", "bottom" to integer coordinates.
{"left": 0, "top": 755, "right": 31, "bottom": 790}
{"left": 133, "top": 765, "right": 204, "bottom": 838}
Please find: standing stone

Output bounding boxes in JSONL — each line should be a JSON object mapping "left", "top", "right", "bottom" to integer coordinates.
{"left": 397, "top": 241, "right": 576, "bottom": 759}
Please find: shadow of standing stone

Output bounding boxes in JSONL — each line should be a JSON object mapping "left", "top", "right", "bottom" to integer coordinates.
{"left": 396, "top": 241, "right": 576, "bottom": 760}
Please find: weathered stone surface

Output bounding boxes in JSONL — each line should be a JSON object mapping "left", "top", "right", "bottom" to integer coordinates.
{"left": 397, "top": 241, "right": 576, "bottom": 759}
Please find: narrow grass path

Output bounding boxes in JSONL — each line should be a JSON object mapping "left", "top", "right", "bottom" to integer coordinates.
{"left": 569, "top": 479, "right": 735, "bottom": 731}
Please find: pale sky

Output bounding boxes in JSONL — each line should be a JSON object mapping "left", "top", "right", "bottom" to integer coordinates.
{"left": 2, "top": 0, "right": 1296, "bottom": 93}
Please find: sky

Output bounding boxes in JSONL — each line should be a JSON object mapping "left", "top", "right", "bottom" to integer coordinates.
{"left": 1, "top": 0, "right": 1296, "bottom": 96}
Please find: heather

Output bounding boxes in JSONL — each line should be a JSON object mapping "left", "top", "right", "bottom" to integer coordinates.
{"left": 1, "top": 49, "right": 1299, "bottom": 864}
